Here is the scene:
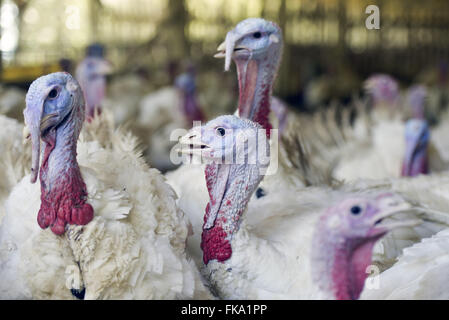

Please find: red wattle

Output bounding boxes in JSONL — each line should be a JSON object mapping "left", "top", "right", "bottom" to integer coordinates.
{"left": 201, "top": 203, "right": 232, "bottom": 264}
{"left": 202, "top": 164, "right": 233, "bottom": 264}
{"left": 253, "top": 85, "right": 272, "bottom": 138}
{"left": 332, "top": 238, "right": 380, "bottom": 300}
{"left": 38, "top": 141, "right": 94, "bottom": 235}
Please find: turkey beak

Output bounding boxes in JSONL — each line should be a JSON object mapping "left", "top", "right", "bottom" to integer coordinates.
{"left": 214, "top": 41, "right": 226, "bottom": 58}
{"left": 369, "top": 194, "right": 421, "bottom": 235}
{"left": 177, "top": 128, "right": 211, "bottom": 158}
{"left": 24, "top": 80, "right": 79, "bottom": 184}
{"left": 40, "top": 113, "right": 60, "bottom": 136}
{"left": 24, "top": 85, "right": 56, "bottom": 183}
{"left": 214, "top": 30, "right": 248, "bottom": 71}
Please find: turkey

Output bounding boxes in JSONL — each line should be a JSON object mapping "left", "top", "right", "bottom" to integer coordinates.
{"left": 166, "top": 18, "right": 314, "bottom": 267}
{"left": 75, "top": 44, "right": 113, "bottom": 121}
{"left": 332, "top": 82, "right": 448, "bottom": 181}
{"left": 0, "top": 72, "right": 211, "bottom": 300}
{"left": 311, "top": 194, "right": 420, "bottom": 300}
{"left": 137, "top": 64, "right": 205, "bottom": 171}
{"left": 213, "top": 18, "right": 333, "bottom": 186}
{"left": 363, "top": 74, "right": 402, "bottom": 123}
{"left": 177, "top": 114, "right": 445, "bottom": 299}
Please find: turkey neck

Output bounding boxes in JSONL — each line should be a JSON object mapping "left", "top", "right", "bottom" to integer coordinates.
{"left": 313, "top": 233, "right": 382, "bottom": 300}
{"left": 235, "top": 50, "right": 281, "bottom": 134}
{"left": 40, "top": 114, "right": 79, "bottom": 188}
{"left": 201, "top": 162, "right": 263, "bottom": 264}
{"left": 401, "top": 145, "right": 429, "bottom": 177}
{"left": 38, "top": 110, "right": 93, "bottom": 235}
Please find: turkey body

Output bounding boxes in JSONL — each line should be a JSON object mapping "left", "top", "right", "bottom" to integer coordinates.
{"left": 332, "top": 117, "right": 448, "bottom": 182}
{"left": 361, "top": 227, "right": 449, "bottom": 299}
{"left": 202, "top": 175, "right": 449, "bottom": 299}
{"left": 0, "top": 115, "right": 30, "bottom": 223}
{"left": 0, "top": 130, "right": 211, "bottom": 299}
{"left": 0, "top": 72, "right": 211, "bottom": 300}
{"left": 178, "top": 114, "right": 449, "bottom": 300}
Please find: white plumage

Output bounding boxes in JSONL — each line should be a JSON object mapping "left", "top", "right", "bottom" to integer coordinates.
{"left": 0, "top": 115, "right": 30, "bottom": 223}
{"left": 178, "top": 114, "right": 449, "bottom": 299}
{"left": 0, "top": 129, "right": 212, "bottom": 299}
{"left": 0, "top": 72, "right": 212, "bottom": 300}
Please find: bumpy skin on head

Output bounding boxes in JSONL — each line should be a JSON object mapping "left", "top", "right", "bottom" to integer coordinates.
{"left": 311, "top": 193, "right": 414, "bottom": 300}
{"left": 24, "top": 72, "right": 93, "bottom": 235}
{"left": 217, "top": 18, "right": 283, "bottom": 135}
{"left": 401, "top": 118, "right": 430, "bottom": 177}
{"left": 179, "top": 115, "right": 269, "bottom": 264}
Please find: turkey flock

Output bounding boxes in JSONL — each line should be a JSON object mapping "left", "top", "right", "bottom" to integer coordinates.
{"left": 1, "top": 17, "right": 449, "bottom": 300}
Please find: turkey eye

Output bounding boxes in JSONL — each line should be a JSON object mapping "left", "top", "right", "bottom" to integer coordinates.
{"left": 216, "top": 127, "right": 226, "bottom": 136}
{"left": 350, "top": 205, "right": 362, "bottom": 215}
{"left": 48, "top": 88, "right": 59, "bottom": 99}
{"left": 253, "top": 32, "right": 262, "bottom": 39}
{"left": 256, "top": 187, "right": 266, "bottom": 199}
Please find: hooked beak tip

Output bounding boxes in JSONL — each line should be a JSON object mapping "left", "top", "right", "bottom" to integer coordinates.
{"left": 30, "top": 170, "right": 37, "bottom": 184}
{"left": 217, "top": 41, "right": 226, "bottom": 52}
{"left": 370, "top": 200, "right": 421, "bottom": 232}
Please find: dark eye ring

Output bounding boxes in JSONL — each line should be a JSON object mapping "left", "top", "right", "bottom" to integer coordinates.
{"left": 350, "top": 205, "right": 362, "bottom": 215}
{"left": 48, "top": 88, "right": 59, "bottom": 99}
{"left": 216, "top": 127, "right": 226, "bottom": 137}
{"left": 253, "top": 32, "right": 262, "bottom": 39}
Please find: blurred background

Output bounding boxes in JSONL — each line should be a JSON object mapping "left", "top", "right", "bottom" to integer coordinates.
{"left": 1, "top": 0, "right": 449, "bottom": 172}
{"left": 2, "top": 0, "right": 449, "bottom": 110}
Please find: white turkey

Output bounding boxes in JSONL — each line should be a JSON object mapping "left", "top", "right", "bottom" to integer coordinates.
{"left": 169, "top": 18, "right": 447, "bottom": 286}
{"left": 332, "top": 82, "right": 448, "bottom": 181}
{"left": 177, "top": 114, "right": 447, "bottom": 299}
{"left": 166, "top": 18, "right": 315, "bottom": 267}
{"left": 310, "top": 193, "right": 420, "bottom": 300}
{"left": 0, "top": 72, "right": 211, "bottom": 300}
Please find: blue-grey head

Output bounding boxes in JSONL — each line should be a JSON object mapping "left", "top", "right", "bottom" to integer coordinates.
{"left": 215, "top": 18, "right": 283, "bottom": 71}
{"left": 24, "top": 72, "right": 85, "bottom": 183}
{"left": 178, "top": 114, "right": 268, "bottom": 164}
{"left": 401, "top": 118, "right": 430, "bottom": 177}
